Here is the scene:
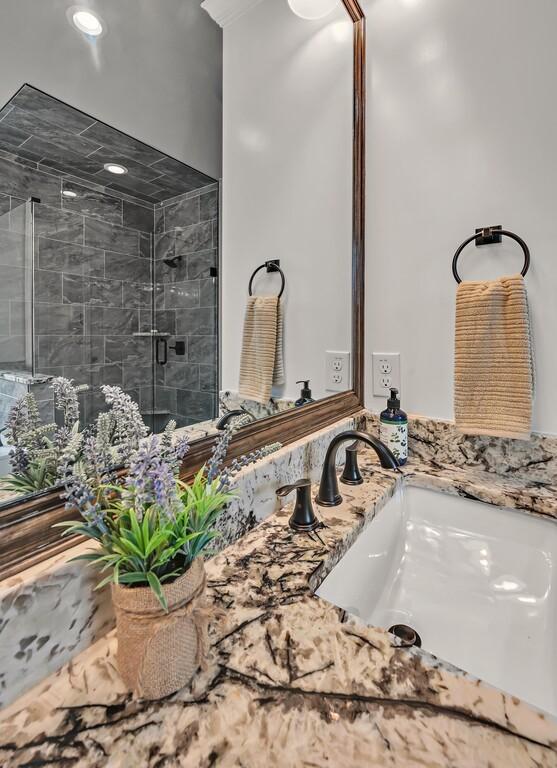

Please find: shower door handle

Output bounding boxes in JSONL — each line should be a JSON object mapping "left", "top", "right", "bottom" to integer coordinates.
{"left": 155, "top": 337, "right": 168, "bottom": 365}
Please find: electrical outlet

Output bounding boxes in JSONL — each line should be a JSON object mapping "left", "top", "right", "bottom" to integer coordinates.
{"left": 372, "top": 353, "right": 400, "bottom": 397}
{"left": 326, "top": 350, "right": 351, "bottom": 392}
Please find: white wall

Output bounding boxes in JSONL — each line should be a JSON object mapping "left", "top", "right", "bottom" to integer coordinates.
{"left": 364, "top": 0, "right": 557, "bottom": 434}
{"left": 0, "top": 0, "right": 222, "bottom": 177}
{"left": 221, "top": 0, "right": 352, "bottom": 401}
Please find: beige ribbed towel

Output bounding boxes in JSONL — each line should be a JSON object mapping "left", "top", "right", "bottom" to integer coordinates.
{"left": 454, "top": 274, "right": 533, "bottom": 440}
{"left": 238, "top": 296, "right": 284, "bottom": 404}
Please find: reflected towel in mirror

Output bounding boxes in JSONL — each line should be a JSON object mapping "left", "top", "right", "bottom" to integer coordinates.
{"left": 239, "top": 296, "right": 284, "bottom": 404}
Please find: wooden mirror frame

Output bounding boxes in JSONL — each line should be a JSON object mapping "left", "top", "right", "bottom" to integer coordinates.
{"left": 0, "top": 0, "right": 366, "bottom": 580}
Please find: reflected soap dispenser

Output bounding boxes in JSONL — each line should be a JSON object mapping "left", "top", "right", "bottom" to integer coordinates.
{"left": 379, "top": 388, "right": 408, "bottom": 466}
{"left": 295, "top": 380, "right": 314, "bottom": 407}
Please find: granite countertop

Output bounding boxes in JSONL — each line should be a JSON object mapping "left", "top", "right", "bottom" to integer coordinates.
{"left": 2, "top": 450, "right": 557, "bottom": 767}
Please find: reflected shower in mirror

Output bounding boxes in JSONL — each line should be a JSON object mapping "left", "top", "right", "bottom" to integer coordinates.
{"left": 0, "top": 85, "right": 219, "bottom": 503}
{"left": 0, "top": 0, "right": 354, "bottom": 507}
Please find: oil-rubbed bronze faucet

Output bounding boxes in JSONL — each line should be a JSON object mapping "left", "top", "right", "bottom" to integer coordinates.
{"left": 316, "top": 430, "right": 400, "bottom": 507}
{"left": 276, "top": 479, "right": 320, "bottom": 532}
{"left": 215, "top": 409, "right": 254, "bottom": 430}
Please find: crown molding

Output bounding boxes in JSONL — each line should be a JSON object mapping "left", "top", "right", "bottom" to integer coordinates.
{"left": 200, "top": 0, "right": 265, "bottom": 28}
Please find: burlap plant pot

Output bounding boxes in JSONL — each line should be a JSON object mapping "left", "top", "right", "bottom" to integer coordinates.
{"left": 111, "top": 557, "right": 208, "bottom": 700}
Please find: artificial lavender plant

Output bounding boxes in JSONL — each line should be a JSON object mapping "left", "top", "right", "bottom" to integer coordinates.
{"left": 57, "top": 420, "right": 280, "bottom": 610}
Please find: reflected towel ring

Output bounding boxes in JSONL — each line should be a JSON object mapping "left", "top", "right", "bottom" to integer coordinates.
{"left": 452, "top": 227, "right": 530, "bottom": 284}
{"left": 248, "top": 260, "right": 286, "bottom": 298}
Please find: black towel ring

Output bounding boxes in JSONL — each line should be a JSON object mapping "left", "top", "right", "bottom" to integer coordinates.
{"left": 248, "top": 260, "right": 286, "bottom": 298}
{"left": 452, "top": 228, "right": 530, "bottom": 284}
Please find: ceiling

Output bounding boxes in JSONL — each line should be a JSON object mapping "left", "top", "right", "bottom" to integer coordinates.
{"left": 0, "top": 84, "right": 216, "bottom": 204}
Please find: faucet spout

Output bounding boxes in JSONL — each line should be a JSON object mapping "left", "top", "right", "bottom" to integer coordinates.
{"left": 316, "top": 430, "right": 399, "bottom": 507}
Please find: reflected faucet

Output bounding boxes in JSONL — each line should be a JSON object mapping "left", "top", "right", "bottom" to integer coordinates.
{"left": 316, "top": 430, "right": 400, "bottom": 507}
{"left": 215, "top": 409, "right": 255, "bottom": 430}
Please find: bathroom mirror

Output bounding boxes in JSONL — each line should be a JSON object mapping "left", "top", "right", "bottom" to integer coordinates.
{"left": 0, "top": 0, "right": 365, "bottom": 576}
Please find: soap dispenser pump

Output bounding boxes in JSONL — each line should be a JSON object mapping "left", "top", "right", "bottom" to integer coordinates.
{"left": 379, "top": 387, "right": 408, "bottom": 466}
{"left": 295, "top": 380, "right": 314, "bottom": 407}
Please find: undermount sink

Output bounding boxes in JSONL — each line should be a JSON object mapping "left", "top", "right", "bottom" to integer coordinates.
{"left": 316, "top": 485, "right": 557, "bottom": 716}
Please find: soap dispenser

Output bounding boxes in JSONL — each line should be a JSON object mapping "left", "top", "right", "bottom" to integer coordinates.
{"left": 295, "top": 380, "right": 314, "bottom": 407}
{"left": 379, "top": 388, "right": 408, "bottom": 465}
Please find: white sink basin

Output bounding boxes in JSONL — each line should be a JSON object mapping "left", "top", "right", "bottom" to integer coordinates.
{"left": 316, "top": 485, "right": 557, "bottom": 716}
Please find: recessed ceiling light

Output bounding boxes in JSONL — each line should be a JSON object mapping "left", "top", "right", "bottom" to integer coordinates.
{"left": 104, "top": 163, "right": 128, "bottom": 175}
{"left": 72, "top": 9, "right": 103, "bottom": 37}
{"left": 62, "top": 189, "right": 77, "bottom": 198}
{"left": 287, "top": 0, "right": 339, "bottom": 20}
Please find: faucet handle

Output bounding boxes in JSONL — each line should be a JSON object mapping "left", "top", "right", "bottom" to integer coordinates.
{"left": 340, "top": 441, "right": 364, "bottom": 486}
{"left": 276, "top": 478, "right": 320, "bottom": 532}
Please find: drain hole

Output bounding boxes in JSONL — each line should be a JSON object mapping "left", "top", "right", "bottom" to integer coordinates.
{"left": 388, "top": 624, "right": 422, "bottom": 648}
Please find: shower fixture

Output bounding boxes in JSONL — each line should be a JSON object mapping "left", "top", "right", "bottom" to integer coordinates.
{"left": 163, "top": 255, "right": 183, "bottom": 268}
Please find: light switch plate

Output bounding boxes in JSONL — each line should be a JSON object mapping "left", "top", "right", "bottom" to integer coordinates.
{"left": 326, "top": 350, "right": 351, "bottom": 392}
{"left": 372, "top": 353, "right": 400, "bottom": 397}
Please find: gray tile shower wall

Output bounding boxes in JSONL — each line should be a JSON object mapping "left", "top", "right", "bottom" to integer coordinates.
{"left": 0, "top": 84, "right": 219, "bottom": 432}
{"left": 32, "top": 190, "right": 154, "bottom": 426}
{"left": 153, "top": 184, "right": 219, "bottom": 427}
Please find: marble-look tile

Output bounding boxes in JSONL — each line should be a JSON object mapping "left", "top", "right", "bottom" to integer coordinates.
{"left": 149, "top": 157, "right": 215, "bottom": 189}
{"left": 88, "top": 148, "right": 163, "bottom": 185}
{"left": 8, "top": 302, "right": 28, "bottom": 336}
{"left": 186, "top": 248, "right": 216, "bottom": 280}
{"left": 175, "top": 220, "right": 213, "bottom": 255}
{"left": 0, "top": 303, "right": 9, "bottom": 336}
{"left": 163, "top": 195, "right": 199, "bottom": 231}
{"left": 0, "top": 229, "right": 26, "bottom": 268}
{"left": 122, "top": 200, "right": 154, "bottom": 233}
{"left": 37, "top": 335, "right": 104, "bottom": 368}
{"left": 12, "top": 85, "right": 96, "bottom": 134}
{"left": 176, "top": 388, "right": 215, "bottom": 422}
{"left": 62, "top": 274, "right": 123, "bottom": 307}
{"left": 0, "top": 122, "right": 32, "bottom": 159}
{"left": 35, "top": 303, "right": 84, "bottom": 336}
{"left": 164, "top": 280, "right": 200, "bottom": 309}
{"left": 164, "top": 361, "right": 198, "bottom": 389}
{"left": 151, "top": 308, "right": 176, "bottom": 335}
{"left": 154, "top": 230, "right": 175, "bottom": 262}
{"left": 122, "top": 281, "right": 152, "bottom": 309}
{"left": 199, "top": 364, "right": 217, "bottom": 391}
{"left": 23, "top": 136, "right": 102, "bottom": 177}
{"left": 0, "top": 194, "right": 11, "bottom": 222}
{"left": 80, "top": 121, "right": 165, "bottom": 167}
{"left": 61, "top": 180, "right": 122, "bottom": 225}
{"left": 104, "top": 250, "right": 150, "bottom": 283}
{"left": 4, "top": 106, "right": 100, "bottom": 157}
{"left": 175, "top": 305, "right": 216, "bottom": 335}
{"left": 0, "top": 265, "right": 26, "bottom": 302}
{"left": 37, "top": 238, "right": 105, "bottom": 277}
{"left": 188, "top": 334, "right": 216, "bottom": 364}
{"left": 199, "top": 276, "right": 217, "bottom": 307}
{"left": 86, "top": 306, "right": 139, "bottom": 336}
{"left": 199, "top": 189, "right": 218, "bottom": 222}
{"left": 84, "top": 217, "right": 139, "bottom": 255}
{"left": 0, "top": 156, "right": 61, "bottom": 206}
{"left": 104, "top": 334, "right": 152, "bottom": 364}
{"left": 104, "top": 176, "right": 165, "bottom": 204}
{"left": 34, "top": 269, "right": 63, "bottom": 304}
{"left": 34, "top": 205, "right": 84, "bottom": 245}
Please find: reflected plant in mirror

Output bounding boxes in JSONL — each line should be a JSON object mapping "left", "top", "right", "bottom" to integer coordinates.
{"left": 0, "top": 377, "right": 148, "bottom": 497}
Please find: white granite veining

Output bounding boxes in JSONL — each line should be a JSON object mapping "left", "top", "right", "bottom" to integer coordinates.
{"left": 0, "top": 414, "right": 358, "bottom": 710}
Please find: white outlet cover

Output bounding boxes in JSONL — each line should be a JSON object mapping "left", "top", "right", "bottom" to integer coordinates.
{"left": 326, "top": 350, "right": 351, "bottom": 392}
{"left": 372, "top": 353, "right": 400, "bottom": 397}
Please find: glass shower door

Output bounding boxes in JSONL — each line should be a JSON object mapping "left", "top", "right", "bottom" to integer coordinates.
{"left": 31, "top": 200, "right": 157, "bottom": 433}
{"left": 0, "top": 200, "right": 35, "bottom": 442}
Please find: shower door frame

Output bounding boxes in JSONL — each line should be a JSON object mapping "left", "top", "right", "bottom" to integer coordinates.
{"left": 0, "top": 0, "right": 367, "bottom": 579}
